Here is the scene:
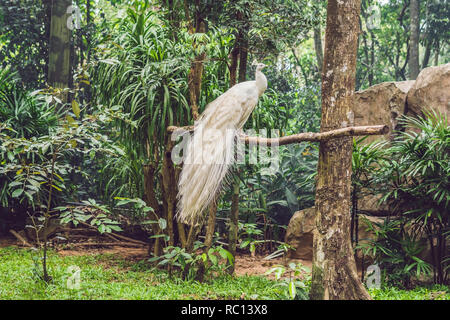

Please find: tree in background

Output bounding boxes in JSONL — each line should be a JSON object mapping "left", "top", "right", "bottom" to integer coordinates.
{"left": 48, "top": 0, "right": 72, "bottom": 99}
{"left": 409, "top": 0, "right": 420, "bottom": 79}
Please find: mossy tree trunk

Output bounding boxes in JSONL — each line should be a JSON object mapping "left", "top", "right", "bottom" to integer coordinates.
{"left": 309, "top": 0, "right": 371, "bottom": 300}
{"left": 48, "top": 0, "right": 71, "bottom": 99}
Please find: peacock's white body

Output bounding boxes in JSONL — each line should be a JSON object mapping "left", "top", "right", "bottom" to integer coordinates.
{"left": 176, "top": 63, "right": 267, "bottom": 225}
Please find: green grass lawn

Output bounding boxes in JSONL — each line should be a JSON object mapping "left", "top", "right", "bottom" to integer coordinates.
{"left": 0, "top": 246, "right": 448, "bottom": 300}
{"left": 0, "top": 246, "right": 281, "bottom": 300}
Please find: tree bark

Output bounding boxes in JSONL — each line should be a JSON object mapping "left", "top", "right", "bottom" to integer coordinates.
{"left": 309, "top": 0, "right": 372, "bottom": 300}
{"left": 409, "top": 0, "right": 420, "bottom": 80}
{"left": 48, "top": 0, "right": 71, "bottom": 97}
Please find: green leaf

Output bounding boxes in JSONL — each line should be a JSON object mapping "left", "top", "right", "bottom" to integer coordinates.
{"left": 12, "top": 188, "right": 23, "bottom": 198}
{"left": 72, "top": 100, "right": 81, "bottom": 118}
{"left": 51, "top": 184, "right": 62, "bottom": 191}
{"left": 9, "top": 181, "right": 22, "bottom": 187}
{"left": 158, "top": 218, "right": 167, "bottom": 230}
{"left": 98, "top": 224, "right": 106, "bottom": 234}
{"left": 7, "top": 151, "right": 14, "bottom": 162}
{"left": 208, "top": 251, "right": 218, "bottom": 265}
{"left": 288, "top": 281, "right": 296, "bottom": 299}
{"left": 109, "top": 225, "right": 122, "bottom": 232}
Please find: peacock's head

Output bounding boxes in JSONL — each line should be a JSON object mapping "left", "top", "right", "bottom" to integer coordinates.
{"left": 252, "top": 60, "right": 267, "bottom": 71}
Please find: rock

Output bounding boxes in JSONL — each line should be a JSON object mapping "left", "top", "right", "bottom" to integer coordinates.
{"left": 286, "top": 208, "right": 446, "bottom": 272}
{"left": 353, "top": 81, "right": 415, "bottom": 143}
{"left": 357, "top": 192, "right": 390, "bottom": 216}
{"left": 285, "top": 207, "right": 384, "bottom": 262}
{"left": 285, "top": 207, "right": 315, "bottom": 260}
{"left": 406, "top": 63, "right": 450, "bottom": 124}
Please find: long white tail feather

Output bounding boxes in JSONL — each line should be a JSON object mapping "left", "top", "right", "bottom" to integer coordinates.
{"left": 176, "top": 125, "right": 237, "bottom": 225}
{"left": 176, "top": 63, "right": 267, "bottom": 225}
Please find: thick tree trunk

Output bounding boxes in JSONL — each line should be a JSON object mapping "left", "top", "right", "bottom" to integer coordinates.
{"left": 409, "top": 0, "right": 420, "bottom": 80}
{"left": 309, "top": 0, "right": 372, "bottom": 300}
{"left": 48, "top": 0, "right": 71, "bottom": 97}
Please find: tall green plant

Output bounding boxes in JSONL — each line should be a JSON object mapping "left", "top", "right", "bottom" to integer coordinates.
{"left": 375, "top": 109, "right": 449, "bottom": 285}
{"left": 92, "top": 6, "right": 190, "bottom": 199}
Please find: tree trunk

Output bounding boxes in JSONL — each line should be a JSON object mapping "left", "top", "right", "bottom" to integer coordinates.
{"left": 228, "top": 28, "right": 248, "bottom": 274}
{"left": 309, "top": 0, "right": 372, "bottom": 300}
{"left": 161, "top": 139, "right": 177, "bottom": 248}
{"left": 186, "top": 1, "right": 206, "bottom": 120}
{"left": 48, "top": 0, "right": 71, "bottom": 98}
{"left": 434, "top": 39, "right": 440, "bottom": 66}
{"left": 409, "top": 0, "right": 420, "bottom": 80}
{"left": 228, "top": 173, "right": 240, "bottom": 274}
{"left": 314, "top": 27, "right": 324, "bottom": 74}
{"left": 143, "top": 163, "right": 163, "bottom": 256}
{"left": 173, "top": 1, "right": 207, "bottom": 250}
{"left": 204, "top": 201, "right": 217, "bottom": 248}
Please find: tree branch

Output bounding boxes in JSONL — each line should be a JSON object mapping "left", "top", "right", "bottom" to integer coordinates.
{"left": 167, "top": 125, "right": 389, "bottom": 146}
{"left": 241, "top": 125, "right": 388, "bottom": 146}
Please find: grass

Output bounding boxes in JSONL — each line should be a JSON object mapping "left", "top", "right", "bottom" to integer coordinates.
{"left": 0, "top": 246, "right": 281, "bottom": 300}
{"left": 369, "top": 286, "right": 449, "bottom": 300}
{"left": 0, "top": 246, "right": 448, "bottom": 300}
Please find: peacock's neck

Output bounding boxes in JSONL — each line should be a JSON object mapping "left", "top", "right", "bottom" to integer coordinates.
{"left": 255, "top": 70, "right": 267, "bottom": 96}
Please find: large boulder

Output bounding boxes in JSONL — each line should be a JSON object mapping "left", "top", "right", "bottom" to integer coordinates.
{"left": 353, "top": 81, "right": 415, "bottom": 143}
{"left": 285, "top": 207, "right": 316, "bottom": 260}
{"left": 285, "top": 207, "right": 384, "bottom": 261}
{"left": 406, "top": 63, "right": 450, "bottom": 123}
{"left": 357, "top": 192, "right": 391, "bottom": 216}
{"left": 285, "top": 208, "right": 446, "bottom": 271}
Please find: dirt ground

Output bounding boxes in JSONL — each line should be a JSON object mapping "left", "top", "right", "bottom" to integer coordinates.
{"left": 0, "top": 236, "right": 312, "bottom": 278}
